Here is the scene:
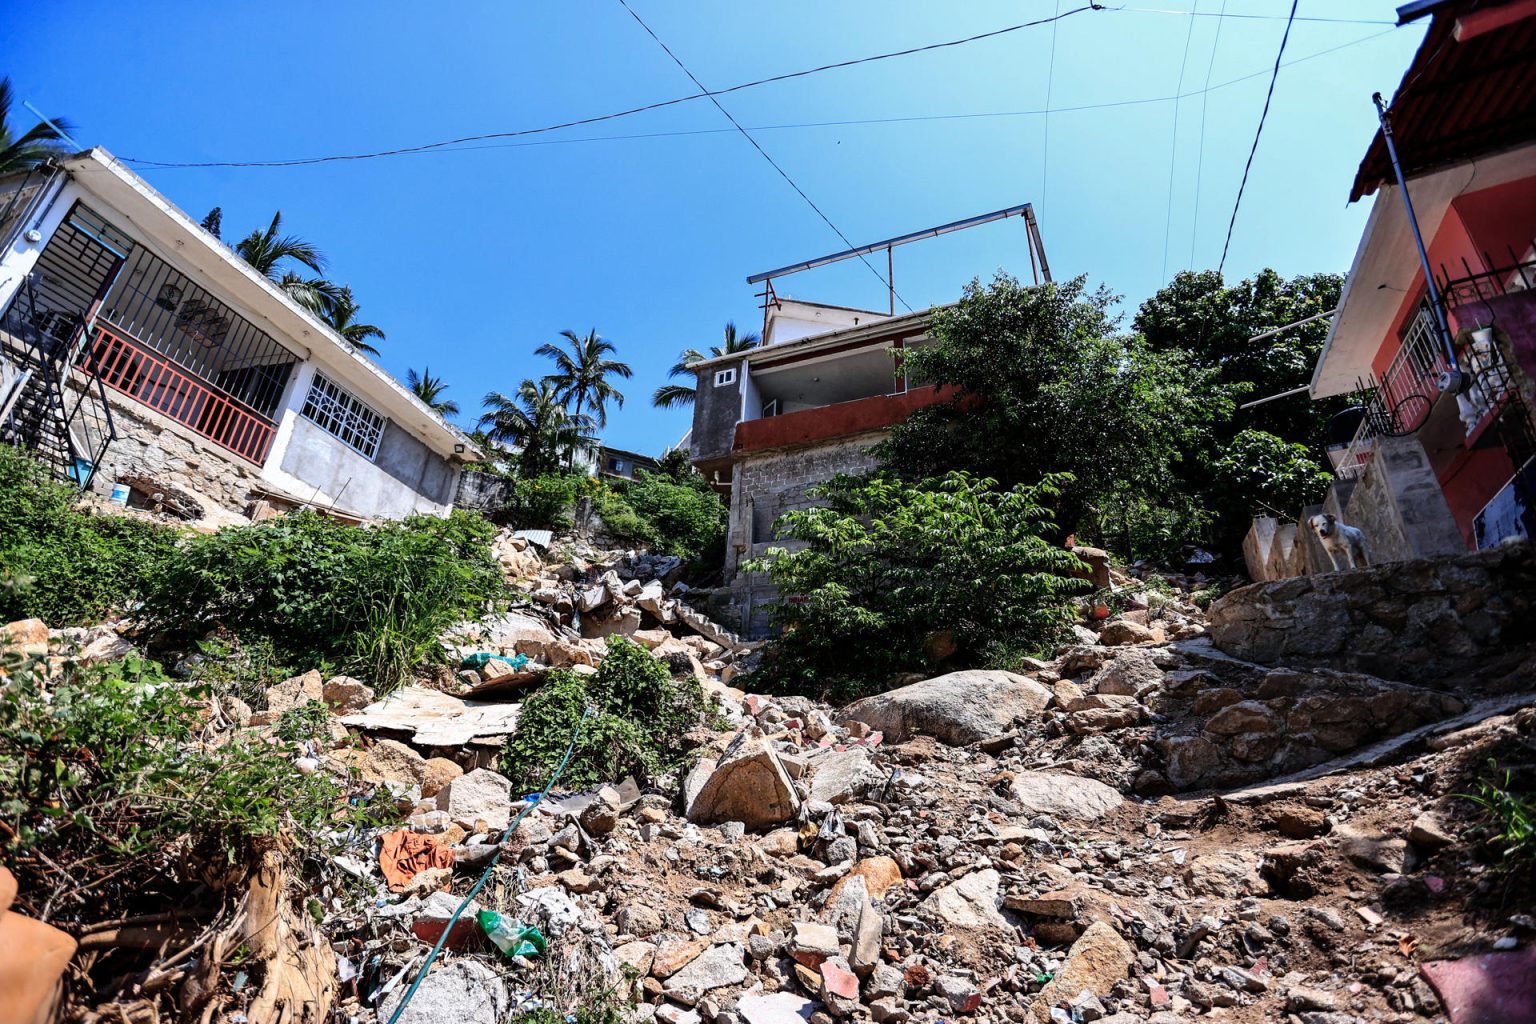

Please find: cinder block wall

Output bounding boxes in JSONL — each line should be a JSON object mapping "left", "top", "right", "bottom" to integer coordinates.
{"left": 723, "top": 433, "right": 884, "bottom": 638}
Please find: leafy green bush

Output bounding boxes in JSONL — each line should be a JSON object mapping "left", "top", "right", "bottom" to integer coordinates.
{"left": 501, "top": 473, "right": 581, "bottom": 530}
{"left": 746, "top": 471, "right": 1086, "bottom": 701}
{"left": 0, "top": 651, "right": 354, "bottom": 875}
{"left": 1208, "top": 428, "right": 1332, "bottom": 534}
{"left": 501, "top": 635, "right": 704, "bottom": 791}
{"left": 0, "top": 444, "right": 182, "bottom": 624}
{"left": 876, "top": 274, "right": 1235, "bottom": 560}
{"left": 594, "top": 470, "right": 726, "bottom": 563}
{"left": 142, "top": 509, "right": 504, "bottom": 690}
{"left": 1464, "top": 761, "right": 1536, "bottom": 875}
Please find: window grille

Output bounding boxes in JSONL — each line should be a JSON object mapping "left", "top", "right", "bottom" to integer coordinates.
{"left": 714, "top": 368, "right": 737, "bottom": 387}
{"left": 300, "top": 371, "right": 385, "bottom": 459}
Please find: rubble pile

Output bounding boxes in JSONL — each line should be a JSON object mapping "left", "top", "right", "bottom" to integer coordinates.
{"left": 3, "top": 550, "right": 1534, "bottom": 1024}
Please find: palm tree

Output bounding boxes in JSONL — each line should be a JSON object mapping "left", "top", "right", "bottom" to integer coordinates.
{"left": 536, "top": 329, "right": 632, "bottom": 433}
{"left": 652, "top": 321, "right": 759, "bottom": 409}
{"left": 480, "top": 379, "right": 592, "bottom": 477}
{"left": 316, "top": 285, "right": 384, "bottom": 356}
{"left": 0, "top": 78, "right": 74, "bottom": 178}
{"left": 407, "top": 366, "right": 458, "bottom": 416}
{"left": 233, "top": 210, "right": 345, "bottom": 314}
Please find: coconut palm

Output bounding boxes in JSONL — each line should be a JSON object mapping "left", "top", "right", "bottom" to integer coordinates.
{"left": 0, "top": 78, "right": 74, "bottom": 178}
{"left": 233, "top": 210, "right": 346, "bottom": 315}
{"left": 316, "top": 285, "right": 384, "bottom": 356}
{"left": 407, "top": 366, "right": 458, "bottom": 417}
{"left": 652, "top": 321, "right": 759, "bottom": 409}
{"left": 480, "top": 379, "right": 592, "bottom": 477}
{"left": 536, "top": 329, "right": 632, "bottom": 432}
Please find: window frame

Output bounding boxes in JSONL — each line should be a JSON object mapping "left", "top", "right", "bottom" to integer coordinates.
{"left": 299, "top": 370, "right": 386, "bottom": 461}
{"left": 713, "top": 367, "right": 737, "bottom": 387}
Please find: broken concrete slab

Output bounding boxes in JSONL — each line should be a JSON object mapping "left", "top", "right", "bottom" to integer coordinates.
{"left": 339, "top": 685, "right": 522, "bottom": 747}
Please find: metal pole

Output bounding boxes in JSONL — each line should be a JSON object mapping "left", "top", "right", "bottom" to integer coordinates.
{"left": 22, "top": 101, "right": 83, "bottom": 151}
{"left": 1372, "top": 92, "right": 1458, "bottom": 372}
{"left": 887, "top": 246, "right": 894, "bottom": 316}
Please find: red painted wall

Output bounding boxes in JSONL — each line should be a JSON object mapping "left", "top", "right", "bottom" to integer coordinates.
{"left": 1439, "top": 444, "right": 1516, "bottom": 547}
{"left": 1451, "top": 178, "right": 1536, "bottom": 266}
{"left": 733, "top": 385, "right": 947, "bottom": 453}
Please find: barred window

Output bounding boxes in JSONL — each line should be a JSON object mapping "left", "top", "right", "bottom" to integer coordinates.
{"left": 300, "top": 371, "right": 385, "bottom": 459}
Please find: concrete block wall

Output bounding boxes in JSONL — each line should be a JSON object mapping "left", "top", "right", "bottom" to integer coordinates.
{"left": 723, "top": 433, "right": 884, "bottom": 638}
{"left": 1344, "top": 434, "right": 1465, "bottom": 564}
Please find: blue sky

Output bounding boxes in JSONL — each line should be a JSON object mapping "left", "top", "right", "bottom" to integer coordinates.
{"left": 6, "top": 2, "right": 1424, "bottom": 455}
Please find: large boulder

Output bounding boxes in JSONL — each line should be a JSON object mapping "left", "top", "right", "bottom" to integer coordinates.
{"left": 435, "top": 768, "right": 514, "bottom": 831}
{"left": 1006, "top": 772, "right": 1124, "bottom": 820}
{"left": 919, "top": 868, "right": 1013, "bottom": 934}
{"left": 1029, "top": 922, "right": 1134, "bottom": 1021}
{"left": 686, "top": 727, "right": 800, "bottom": 830}
{"left": 838, "top": 670, "right": 1051, "bottom": 746}
{"left": 808, "top": 747, "right": 885, "bottom": 805}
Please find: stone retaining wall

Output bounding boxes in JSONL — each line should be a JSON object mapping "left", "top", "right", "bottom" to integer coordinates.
{"left": 1208, "top": 541, "right": 1535, "bottom": 686}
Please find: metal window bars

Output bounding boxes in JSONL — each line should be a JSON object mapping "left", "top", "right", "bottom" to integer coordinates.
{"left": 300, "top": 371, "right": 384, "bottom": 460}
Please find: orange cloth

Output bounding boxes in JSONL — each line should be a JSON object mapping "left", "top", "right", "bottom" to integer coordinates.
{"left": 378, "top": 830, "right": 455, "bottom": 893}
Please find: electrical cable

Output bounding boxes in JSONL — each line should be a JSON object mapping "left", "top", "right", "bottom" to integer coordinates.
{"left": 1118, "top": 6, "right": 1392, "bottom": 24}
{"left": 615, "top": 0, "right": 911, "bottom": 311}
{"left": 123, "top": 4, "right": 1104, "bottom": 170}
{"left": 127, "top": 27, "right": 1396, "bottom": 172}
{"left": 1161, "top": 0, "right": 1199, "bottom": 281}
{"left": 383, "top": 706, "right": 596, "bottom": 1024}
{"left": 1042, "top": 0, "right": 1062, "bottom": 219}
{"left": 1188, "top": 0, "right": 1228, "bottom": 269}
{"left": 1216, "top": 0, "right": 1300, "bottom": 275}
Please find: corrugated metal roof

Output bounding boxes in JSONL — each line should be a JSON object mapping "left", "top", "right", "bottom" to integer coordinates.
{"left": 1351, "top": 0, "right": 1536, "bottom": 202}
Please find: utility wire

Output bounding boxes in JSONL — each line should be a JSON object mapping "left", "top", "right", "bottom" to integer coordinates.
{"left": 1216, "top": 0, "right": 1300, "bottom": 275}
{"left": 125, "top": 28, "right": 1398, "bottom": 172}
{"left": 1042, "top": 0, "right": 1062, "bottom": 220}
{"left": 616, "top": 0, "right": 912, "bottom": 311}
{"left": 1188, "top": 0, "right": 1228, "bottom": 269}
{"left": 1119, "top": 6, "right": 1392, "bottom": 24}
{"left": 123, "top": 4, "right": 1104, "bottom": 170}
{"left": 1161, "top": 0, "right": 1199, "bottom": 281}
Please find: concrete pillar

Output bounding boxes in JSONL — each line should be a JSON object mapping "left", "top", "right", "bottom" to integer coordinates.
{"left": 1344, "top": 434, "right": 1466, "bottom": 564}
{"left": 1242, "top": 517, "right": 1280, "bottom": 581}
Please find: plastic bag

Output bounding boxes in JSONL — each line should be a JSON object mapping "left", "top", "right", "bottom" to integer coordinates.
{"left": 478, "top": 909, "right": 547, "bottom": 957}
{"left": 462, "top": 652, "right": 530, "bottom": 671}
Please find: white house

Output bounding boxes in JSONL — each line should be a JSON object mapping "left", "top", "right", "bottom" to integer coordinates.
{"left": 0, "top": 148, "right": 480, "bottom": 523}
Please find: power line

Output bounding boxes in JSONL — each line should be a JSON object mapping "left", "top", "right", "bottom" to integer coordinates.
{"left": 123, "top": 4, "right": 1104, "bottom": 170}
{"left": 1189, "top": 0, "right": 1228, "bottom": 269}
{"left": 124, "top": 28, "right": 1399, "bottom": 172}
{"left": 1042, "top": 0, "right": 1062, "bottom": 220}
{"left": 615, "top": 0, "right": 912, "bottom": 311}
{"left": 1119, "top": 6, "right": 1392, "bottom": 24}
{"left": 1161, "top": 0, "right": 1199, "bottom": 281}
{"left": 1216, "top": 0, "right": 1300, "bottom": 275}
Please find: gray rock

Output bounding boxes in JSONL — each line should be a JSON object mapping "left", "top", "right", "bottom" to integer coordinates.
{"left": 808, "top": 747, "right": 885, "bottom": 805}
{"left": 686, "top": 727, "right": 800, "bottom": 830}
{"left": 737, "top": 992, "right": 816, "bottom": 1024}
{"left": 1007, "top": 772, "right": 1124, "bottom": 820}
{"left": 920, "top": 868, "right": 1013, "bottom": 933}
{"left": 662, "top": 943, "right": 748, "bottom": 1006}
{"left": 1088, "top": 649, "right": 1164, "bottom": 696}
{"left": 838, "top": 669, "right": 1051, "bottom": 745}
{"left": 435, "top": 768, "right": 514, "bottom": 831}
{"left": 378, "top": 959, "right": 507, "bottom": 1024}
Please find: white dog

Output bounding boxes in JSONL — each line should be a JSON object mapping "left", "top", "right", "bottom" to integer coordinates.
{"left": 1307, "top": 513, "right": 1371, "bottom": 571}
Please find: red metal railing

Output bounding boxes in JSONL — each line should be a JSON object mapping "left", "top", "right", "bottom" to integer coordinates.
{"left": 79, "top": 323, "right": 276, "bottom": 464}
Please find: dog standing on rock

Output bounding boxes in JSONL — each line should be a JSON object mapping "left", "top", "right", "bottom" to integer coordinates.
{"left": 1307, "top": 513, "right": 1371, "bottom": 571}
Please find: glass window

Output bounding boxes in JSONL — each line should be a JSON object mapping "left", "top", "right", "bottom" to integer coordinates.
{"left": 300, "top": 371, "right": 385, "bottom": 459}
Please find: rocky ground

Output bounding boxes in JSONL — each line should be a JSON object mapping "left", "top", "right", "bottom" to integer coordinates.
{"left": 5, "top": 533, "right": 1533, "bottom": 1024}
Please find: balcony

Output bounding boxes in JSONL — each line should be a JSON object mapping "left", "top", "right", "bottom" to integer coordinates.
{"left": 733, "top": 385, "right": 946, "bottom": 454}
{"left": 80, "top": 323, "right": 277, "bottom": 464}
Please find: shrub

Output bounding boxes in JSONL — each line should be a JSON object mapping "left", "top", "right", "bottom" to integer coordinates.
{"left": 501, "top": 473, "right": 581, "bottom": 530}
{"left": 1208, "top": 428, "right": 1332, "bottom": 536}
{"left": 1463, "top": 761, "right": 1536, "bottom": 875}
{"left": 0, "top": 444, "right": 182, "bottom": 624}
{"left": 593, "top": 470, "right": 726, "bottom": 564}
{"left": 142, "top": 509, "right": 505, "bottom": 691}
{"left": 0, "top": 651, "right": 355, "bottom": 878}
{"left": 501, "top": 635, "right": 704, "bottom": 791}
{"left": 746, "top": 471, "right": 1087, "bottom": 701}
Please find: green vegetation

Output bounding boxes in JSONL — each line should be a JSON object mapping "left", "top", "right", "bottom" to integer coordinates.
{"left": 593, "top": 470, "right": 726, "bottom": 564}
{"left": 0, "top": 444, "right": 181, "bottom": 625}
{"left": 1464, "top": 761, "right": 1536, "bottom": 875}
{"left": 652, "top": 321, "right": 760, "bottom": 409}
{"left": 747, "top": 471, "right": 1086, "bottom": 701}
{"left": 1208, "top": 428, "right": 1332, "bottom": 539}
{"left": 501, "top": 635, "right": 704, "bottom": 791}
{"left": 0, "top": 77, "right": 74, "bottom": 177}
{"left": 142, "top": 508, "right": 504, "bottom": 690}
{"left": 0, "top": 651, "right": 364, "bottom": 878}
{"left": 878, "top": 273, "right": 1234, "bottom": 560}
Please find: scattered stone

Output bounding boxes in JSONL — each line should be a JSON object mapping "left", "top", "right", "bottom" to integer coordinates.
{"left": 809, "top": 747, "right": 885, "bottom": 805}
{"left": 838, "top": 669, "right": 1051, "bottom": 745}
{"left": 435, "top": 767, "right": 514, "bottom": 831}
{"left": 322, "top": 675, "right": 374, "bottom": 712}
{"left": 1030, "top": 922, "right": 1135, "bottom": 1022}
{"left": 663, "top": 943, "right": 748, "bottom": 1005}
{"left": 362, "top": 738, "right": 431, "bottom": 787}
{"left": 377, "top": 958, "right": 507, "bottom": 1024}
{"left": 265, "top": 670, "right": 323, "bottom": 713}
{"left": 818, "top": 957, "right": 861, "bottom": 1017}
{"left": 1098, "top": 619, "right": 1156, "bottom": 646}
{"left": 1006, "top": 772, "right": 1124, "bottom": 820}
{"left": 737, "top": 992, "right": 817, "bottom": 1024}
{"left": 686, "top": 727, "right": 801, "bottom": 830}
{"left": 790, "top": 921, "right": 841, "bottom": 967}
{"left": 920, "top": 868, "right": 1013, "bottom": 934}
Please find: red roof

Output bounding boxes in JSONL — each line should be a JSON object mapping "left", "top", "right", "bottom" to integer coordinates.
{"left": 1351, "top": 0, "right": 1536, "bottom": 202}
